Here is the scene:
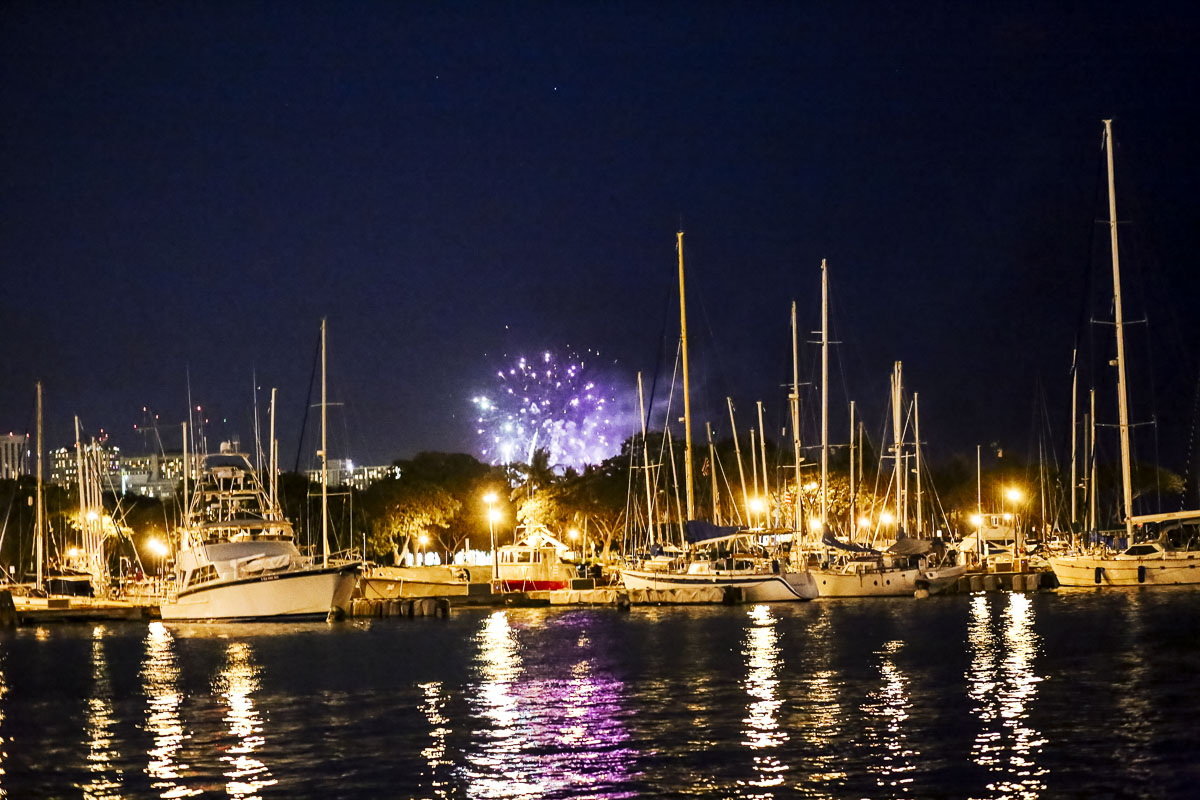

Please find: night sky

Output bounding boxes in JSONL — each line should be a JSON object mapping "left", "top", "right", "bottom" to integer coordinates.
{"left": 3, "top": 2, "right": 1199, "bottom": 477}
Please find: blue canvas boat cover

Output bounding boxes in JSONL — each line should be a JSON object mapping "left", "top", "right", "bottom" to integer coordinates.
{"left": 685, "top": 520, "right": 743, "bottom": 544}
{"left": 820, "top": 528, "right": 878, "bottom": 554}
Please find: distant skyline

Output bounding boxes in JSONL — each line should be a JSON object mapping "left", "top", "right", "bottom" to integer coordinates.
{"left": 3, "top": 3, "right": 1199, "bottom": 480}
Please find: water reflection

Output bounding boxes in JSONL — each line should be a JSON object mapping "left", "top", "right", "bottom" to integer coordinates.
{"left": 213, "top": 641, "right": 276, "bottom": 798}
{"left": 797, "top": 604, "right": 845, "bottom": 796}
{"left": 463, "top": 610, "right": 634, "bottom": 799}
{"left": 860, "top": 639, "right": 916, "bottom": 791}
{"left": 141, "top": 621, "right": 199, "bottom": 798}
{"left": 419, "top": 681, "right": 453, "bottom": 799}
{"left": 83, "top": 625, "right": 124, "bottom": 799}
{"left": 967, "top": 594, "right": 1047, "bottom": 798}
{"left": 741, "top": 604, "right": 787, "bottom": 797}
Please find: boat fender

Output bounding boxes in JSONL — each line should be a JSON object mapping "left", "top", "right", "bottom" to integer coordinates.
{"left": 1094, "top": 566, "right": 1104, "bottom": 585}
{"left": 1138, "top": 565, "right": 1146, "bottom": 584}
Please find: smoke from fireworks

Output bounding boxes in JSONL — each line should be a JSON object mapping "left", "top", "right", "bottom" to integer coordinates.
{"left": 472, "top": 348, "right": 634, "bottom": 470}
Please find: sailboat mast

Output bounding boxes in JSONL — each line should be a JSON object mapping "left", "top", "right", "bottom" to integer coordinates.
{"left": 35, "top": 382, "right": 44, "bottom": 589}
{"left": 182, "top": 422, "right": 189, "bottom": 537}
{"left": 1070, "top": 348, "right": 1079, "bottom": 529}
{"left": 914, "top": 392, "right": 923, "bottom": 537}
{"left": 1089, "top": 388, "right": 1098, "bottom": 533}
{"left": 269, "top": 387, "right": 278, "bottom": 510}
{"left": 1103, "top": 120, "right": 1135, "bottom": 543}
{"left": 727, "top": 398, "right": 749, "bottom": 526}
{"left": 321, "top": 318, "right": 329, "bottom": 567}
{"left": 707, "top": 422, "right": 720, "bottom": 525}
{"left": 790, "top": 302, "right": 803, "bottom": 533}
{"left": 749, "top": 429, "right": 759, "bottom": 525}
{"left": 757, "top": 401, "right": 768, "bottom": 527}
{"left": 637, "top": 372, "right": 656, "bottom": 538}
{"left": 676, "top": 231, "right": 695, "bottom": 522}
{"left": 849, "top": 400, "right": 856, "bottom": 539}
{"left": 821, "top": 259, "right": 829, "bottom": 531}
{"left": 892, "top": 362, "right": 903, "bottom": 530}
{"left": 74, "top": 416, "right": 86, "bottom": 566}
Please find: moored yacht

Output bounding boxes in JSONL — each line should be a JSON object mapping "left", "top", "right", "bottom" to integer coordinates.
{"left": 160, "top": 445, "right": 358, "bottom": 621}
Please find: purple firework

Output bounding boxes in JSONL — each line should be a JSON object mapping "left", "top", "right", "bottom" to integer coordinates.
{"left": 471, "top": 348, "right": 631, "bottom": 469}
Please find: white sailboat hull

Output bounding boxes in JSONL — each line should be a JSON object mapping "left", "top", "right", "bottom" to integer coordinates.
{"left": 811, "top": 564, "right": 966, "bottom": 597}
{"left": 1049, "top": 553, "right": 1200, "bottom": 587}
{"left": 160, "top": 566, "right": 359, "bottom": 621}
{"left": 620, "top": 568, "right": 818, "bottom": 601}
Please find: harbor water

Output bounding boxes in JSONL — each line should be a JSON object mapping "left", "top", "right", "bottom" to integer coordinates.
{"left": 3, "top": 588, "right": 1199, "bottom": 798}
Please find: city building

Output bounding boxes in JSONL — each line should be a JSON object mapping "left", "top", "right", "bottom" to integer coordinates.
{"left": 305, "top": 459, "right": 401, "bottom": 491}
{"left": 0, "top": 433, "right": 29, "bottom": 479}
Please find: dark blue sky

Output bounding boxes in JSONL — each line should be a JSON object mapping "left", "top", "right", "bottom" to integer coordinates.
{"left": 3, "top": 2, "right": 1199, "bottom": 475}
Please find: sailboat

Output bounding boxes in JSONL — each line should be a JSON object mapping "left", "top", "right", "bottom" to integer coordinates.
{"left": 619, "top": 232, "right": 819, "bottom": 602}
{"left": 804, "top": 263, "right": 965, "bottom": 597}
{"left": 1049, "top": 120, "right": 1200, "bottom": 588}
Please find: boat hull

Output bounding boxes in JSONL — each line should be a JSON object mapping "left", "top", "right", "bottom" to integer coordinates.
{"left": 1049, "top": 553, "right": 1200, "bottom": 587}
{"left": 160, "top": 565, "right": 359, "bottom": 621}
{"left": 358, "top": 566, "right": 475, "bottom": 599}
{"left": 620, "top": 568, "right": 818, "bottom": 601}
{"left": 811, "top": 564, "right": 966, "bottom": 597}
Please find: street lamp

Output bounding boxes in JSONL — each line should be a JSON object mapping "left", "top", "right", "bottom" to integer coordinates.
{"left": 568, "top": 527, "right": 580, "bottom": 558}
{"left": 749, "top": 497, "right": 765, "bottom": 530}
{"left": 418, "top": 533, "right": 430, "bottom": 566}
{"left": 484, "top": 492, "right": 499, "bottom": 589}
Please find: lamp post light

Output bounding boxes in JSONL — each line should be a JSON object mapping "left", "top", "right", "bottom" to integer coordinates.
{"left": 484, "top": 492, "right": 499, "bottom": 589}
{"left": 418, "top": 533, "right": 430, "bottom": 566}
{"left": 568, "top": 527, "right": 580, "bottom": 558}
{"left": 749, "top": 497, "right": 765, "bottom": 530}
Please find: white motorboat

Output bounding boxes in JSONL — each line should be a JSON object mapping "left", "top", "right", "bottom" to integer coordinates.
{"left": 160, "top": 445, "right": 358, "bottom": 621}
{"left": 494, "top": 527, "right": 578, "bottom": 592}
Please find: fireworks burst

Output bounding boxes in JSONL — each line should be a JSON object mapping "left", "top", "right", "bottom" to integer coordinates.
{"left": 472, "top": 348, "right": 632, "bottom": 470}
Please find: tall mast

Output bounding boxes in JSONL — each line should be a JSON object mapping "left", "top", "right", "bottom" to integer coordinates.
{"left": 727, "top": 398, "right": 749, "bottom": 526}
{"left": 676, "top": 231, "right": 695, "bottom": 521}
{"left": 1070, "top": 348, "right": 1079, "bottom": 530}
{"left": 790, "top": 302, "right": 803, "bottom": 533}
{"left": 1103, "top": 120, "right": 1135, "bottom": 543}
{"left": 707, "top": 422, "right": 720, "bottom": 525}
{"left": 181, "top": 422, "right": 189, "bottom": 537}
{"left": 321, "top": 318, "right": 329, "bottom": 566}
{"left": 820, "top": 259, "right": 829, "bottom": 532}
{"left": 74, "top": 416, "right": 86, "bottom": 568}
{"left": 757, "top": 401, "right": 768, "bottom": 527}
{"left": 892, "top": 362, "right": 904, "bottom": 530}
{"left": 1089, "top": 388, "right": 1098, "bottom": 534}
{"left": 849, "top": 400, "right": 856, "bottom": 539}
{"left": 35, "top": 382, "right": 44, "bottom": 589}
{"left": 749, "top": 429, "right": 759, "bottom": 526}
{"left": 637, "top": 372, "right": 656, "bottom": 537}
{"left": 914, "top": 392, "right": 923, "bottom": 537}
{"left": 976, "top": 444, "right": 983, "bottom": 560}
{"left": 269, "top": 387, "right": 278, "bottom": 509}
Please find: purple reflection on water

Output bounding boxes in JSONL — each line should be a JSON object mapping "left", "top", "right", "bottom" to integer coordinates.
{"left": 461, "top": 610, "right": 638, "bottom": 800}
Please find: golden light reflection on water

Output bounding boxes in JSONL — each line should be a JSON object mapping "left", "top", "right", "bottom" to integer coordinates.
{"left": 466, "top": 610, "right": 543, "bottom": 799}
{"left": 968, "top": 594, "right": 1047, "bottom": 799}
{"left": 418, "top": 680, "right": 452, "bottom": 800}
{"left": 860, "top": 639, "right": 916, "bottom": 792}
{"left": 141, "top": 621, "right": 199, "bottom": 798}
{"left": 213, "top": 642, "right": 276, "bottom": 798}
{"left": 798, "top": 605, "right": 846, "bottom": 795}
{"left": 83, "top": 625, "right": 123, "bottom": 800}
{"left": 740, "top": 604, "right": 788, "bottom": 797}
